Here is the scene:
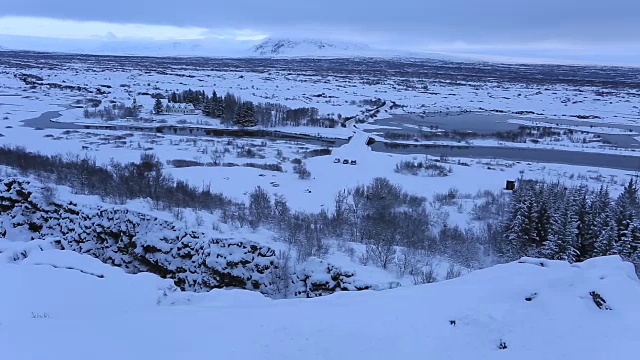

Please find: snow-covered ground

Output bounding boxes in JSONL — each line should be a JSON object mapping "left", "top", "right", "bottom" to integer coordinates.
{"left": 371, "top": 134, "right": 640, "bottom": 157}
{"left": 2, "top": 54, "right": 639, "bottom": 126}
{"left": 1, "top": 54, "right": 638, "bottom": 251}
{"left": 506, "top": 119, "right": 639, "bottom": 135}
{"left": 0, "top": 105, "right": 633, "bottom": 216}
{"left": 1, "top": 243, "right": 639, "bottom": 360}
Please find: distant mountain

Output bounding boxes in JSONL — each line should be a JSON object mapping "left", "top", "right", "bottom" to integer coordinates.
{"left": 251, "top": 38, "right": 374, "bottom": 57}
{"left": 249, "top": 38, "right": 472, "bottom": 62}
{"left": 0, "top": 34, "right": 470, "bottom": 62}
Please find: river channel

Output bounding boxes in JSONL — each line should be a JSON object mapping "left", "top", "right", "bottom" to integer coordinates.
{"left": 19, "top": 109, "right": 640, "bottom": 171}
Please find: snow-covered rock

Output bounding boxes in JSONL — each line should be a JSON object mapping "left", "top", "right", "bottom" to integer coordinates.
{"left": 293, "top": 257, "right": 374, "bottom": 298}
{"left": 0, "top": 177, "right": 380, "bottom": 297}
{"left": 0, "top": 177, "right": 277, "bottom": 293}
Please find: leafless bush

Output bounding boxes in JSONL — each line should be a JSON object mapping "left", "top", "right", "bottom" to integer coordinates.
{"left": 194, "top": 212, "right": 205, "bottom": 227}
{"left": 293, "top": 162, "right": 312, "bottom": 180}
{"left": 167, "top": 159, "right": 203, "bottom": 168}
{"left": 268, "top": 249, "right": 293, "bottom": 298}
{"left": 395, "top": 248, "right": 423, "bottom": 277}
{"left": 31, "top": 312, "right": 50, "bottom": 319}
{"left": 305, "top": 148, "right": 331, "bottom": 158}
{"left": 433, "top": 187, "right": 460, "bottom": 206}
{"left": 394, "top": 158, "right": 452, "bottom": 177}
{"left": 41, "top": 184, "right": 58, "bottom": 205}
{"left": 445, "top": 263, "right": 463, "bottom": 280}
{"left": 413, "top": 259, "right": 438, "bottom": 285}
{"left": 243, "top": 163, "right": 284, "bottom": 172}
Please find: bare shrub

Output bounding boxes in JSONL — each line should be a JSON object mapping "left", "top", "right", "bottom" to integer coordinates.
{"left": 41, "top": 184, "right": 58, "bottom": 205}
{"left": 445, "top": 263, "right": 463, "bottom": 280}
{"left": 433, "top": 187, "right": 460, "bottom": 206}
{"left": 268, "top": 249, "right": 293, "bottom": 298}
{"left": 31, "top": 312, "right": 50, "bottom": 319}
{"left": 413, "top": 258, "right": 438, "bottom": 285}
{"left": 293, "top": 162, "right": 312, "bottom": 180}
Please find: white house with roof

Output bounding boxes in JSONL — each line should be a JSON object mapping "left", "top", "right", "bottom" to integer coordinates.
{"left": 164, "top": 102, "right": 197, "bottom": 115}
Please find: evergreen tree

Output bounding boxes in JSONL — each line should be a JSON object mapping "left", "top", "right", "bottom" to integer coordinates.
{"left": 223, "top": 93, "right": 238, "bottom": 123}
{"left": 543, "top": 199, "right": 578, "bottom": 261}
{"left": 129, "top": 97, "right": 140, "bottom": 118}
{"left": 502, "top": 187, "right": 538, "bottom": 260}
{"left": 214, "top": 96, "right": 224, "bottom": 118}
{"left": 242, "top": 101, "right": 256, "bottom": 127}
{"left": 617, "top": 219, "right": 640, "bottom": 259}
{"left": 533, "top": 183, "right": 556, "bottom": 255}
{"left": 184, "top": 89, "right": 194, "bottom": 104}
{"left": 572, "top": 185, "right": 594, "bottom": 261}
{"left": 614, "top": 178, "right": 640, "bottom": 251}
{"left": 153, "top": 98, "right": 163, "bottom": 115}
{"left": 203, "top": 98, "right": 212, "bottom": 116}
{"left": 594, "top": 204, "right": 618, "bottom": 257}
{"left": 234, "top": 101, "right": 257, "bottom": 127}
{"left": 209, "top": 95, "right": 223, "bottom": 118}
{"left": 206, "top": 91, "right": 218, "bottom": 118}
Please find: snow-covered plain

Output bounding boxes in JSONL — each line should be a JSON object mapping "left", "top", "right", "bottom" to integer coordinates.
{"left": 1, "top": 54, "right": 638, "bottom": 212}
{"left": 1, "top": 243, "right": 639, "bottom": 360}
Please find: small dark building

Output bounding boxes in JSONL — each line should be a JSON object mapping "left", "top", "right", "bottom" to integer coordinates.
{"left": 505, "top": 180, "right": 516, "bottom": 191}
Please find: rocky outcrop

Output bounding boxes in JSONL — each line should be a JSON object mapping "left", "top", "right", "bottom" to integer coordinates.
{"left": 0, "top": 177, "right": 276, "bottom": 293}
{"left": 0, "top": 177, "right": 381, "bottom": 298}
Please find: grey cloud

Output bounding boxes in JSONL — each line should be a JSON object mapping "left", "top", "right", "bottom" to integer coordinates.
{"left": 1, "top": 0, "right": 639, "bottom": 45}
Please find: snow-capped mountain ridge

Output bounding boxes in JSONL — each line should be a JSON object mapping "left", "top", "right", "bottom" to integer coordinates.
{"left": 248, "top": 38, "right": 475, "bottom": 61}
{"left": 251, "top": 38, "right": 372, "bottom": 57}
{"left": 0, "top": 34, "right": 471, "bottom": 62}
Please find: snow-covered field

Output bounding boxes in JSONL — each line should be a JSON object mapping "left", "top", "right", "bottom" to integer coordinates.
{"left": 1, "top": 54, "right": 638, "bottom": 210}
{"left": 2, "top": 243, "right": 639, "bottom": 360}
{"left": 0, "top": 55, "right": 637, "bottom": 247}
{"left": 0, "top": 52, "right": 638, "bottom": 270}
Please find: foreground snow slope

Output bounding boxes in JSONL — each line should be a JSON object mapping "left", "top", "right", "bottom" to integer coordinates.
{"left": 1, "top": 247, "right": 639, "bottom": 360}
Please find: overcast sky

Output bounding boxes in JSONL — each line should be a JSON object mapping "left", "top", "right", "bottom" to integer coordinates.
{"left": 0, "top": 1, "right": 639, "bottom": 63}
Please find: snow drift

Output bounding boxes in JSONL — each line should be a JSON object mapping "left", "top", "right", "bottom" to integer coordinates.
{"left": 1, "top": 245, "right": 638, "bottom": 360}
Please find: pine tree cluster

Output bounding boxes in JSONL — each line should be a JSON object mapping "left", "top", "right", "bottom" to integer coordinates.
{"left": 498, "top": 179, "right": 640, "bottom": 268}
{"left": 167, "top": 89, "right": 337, "bottom": 128}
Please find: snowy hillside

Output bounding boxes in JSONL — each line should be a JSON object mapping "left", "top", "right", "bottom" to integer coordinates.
{"left": 0, "top": 34, "right": 464, "bottom": 60}
{"left": 249, "top": 38, "right": 457, "bottom": 59}
{"left": 252, "top": 38, "right": 374, "bottom": 57}
{"left": 1, "top": 245, "right": 638, "bottom": 359}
